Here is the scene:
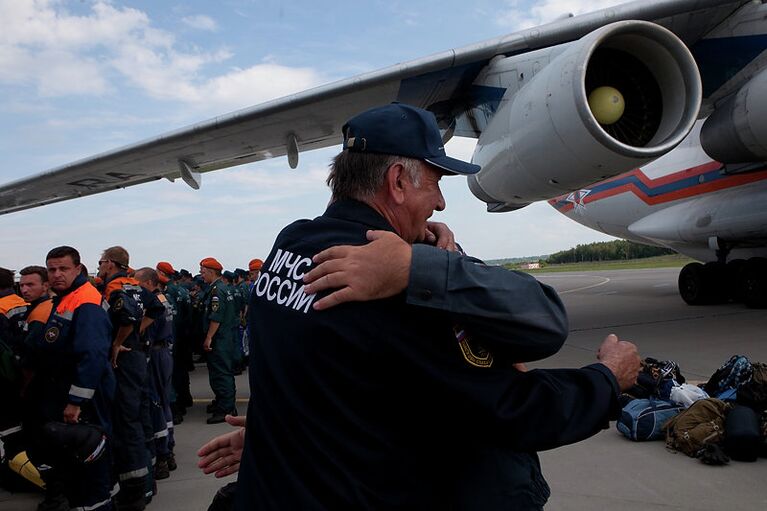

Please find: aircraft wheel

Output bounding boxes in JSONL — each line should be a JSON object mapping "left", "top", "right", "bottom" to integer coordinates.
{"left": 678, "top": 262, "right": 709, "bottom": 305}
{"left": 743, "top": 257, "right": 767, "bottom": 309}
{"left": 726, "top": 259, "right": 747, "bottom": 302}
{"left": 703, "top": 262, "right": 728, "bottom": 303}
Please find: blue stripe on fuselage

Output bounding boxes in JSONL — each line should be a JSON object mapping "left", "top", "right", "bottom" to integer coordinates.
{"left": 588, "top": 167, "right": 724, "bottom": 198}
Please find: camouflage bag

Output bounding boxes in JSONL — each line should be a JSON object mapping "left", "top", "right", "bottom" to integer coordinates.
{"left": 737, "top": 362, "right": 767, "bottom": 411}
{"left": 663, "top": 398, "right": 731, "bottom": 457}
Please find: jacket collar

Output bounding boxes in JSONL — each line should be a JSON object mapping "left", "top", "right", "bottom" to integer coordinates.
{"left": 323, "top": 199, "right": 396, "bottom": 233}
{"left": 55, "top": 274, "right": 88, "bottom": 299}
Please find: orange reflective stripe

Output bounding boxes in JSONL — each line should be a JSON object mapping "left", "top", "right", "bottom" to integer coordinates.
{"left": 56, "top": 282, "right": 103, "bottom": 314}
{"left": 27, "top": 299, "right": 54, "bottom": 324}
{"left": 104, "top": 276, "right": 140, "bottom": 301}
{"left": 0, "top": 294, "right": 29, "bottom": 315}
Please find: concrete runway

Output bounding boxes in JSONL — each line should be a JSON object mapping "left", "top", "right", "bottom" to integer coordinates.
{"left": 3, "top": 267, "right": 766, "bottom": 510}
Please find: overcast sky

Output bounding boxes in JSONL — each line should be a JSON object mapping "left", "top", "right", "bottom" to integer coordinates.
{"left": 0, "top": 0, "right": 627, "bottom": 274}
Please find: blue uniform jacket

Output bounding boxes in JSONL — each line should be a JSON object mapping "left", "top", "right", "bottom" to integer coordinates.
{"left": 238, "top": 199, "right": 620, "bottom": 510}
{"left": 32, "top": 274, "right": 114, "bottom": 413}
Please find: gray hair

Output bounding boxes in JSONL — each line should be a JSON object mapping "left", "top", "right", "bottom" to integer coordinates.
{"left": 327, "top": 151, "right": 423, "bottom": 201}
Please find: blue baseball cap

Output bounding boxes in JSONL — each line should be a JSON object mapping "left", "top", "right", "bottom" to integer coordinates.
{"left": 342, "top": 103, "right": 480, "bottom": 175}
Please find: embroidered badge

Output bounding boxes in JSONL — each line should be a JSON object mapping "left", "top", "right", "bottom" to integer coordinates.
{"left": 114, "top": 297, "right": 124, "bottom": 311}
{"left": 211, "top": 296, "right": 220, "bottom": 313}
{"left": 44, "top": 326, "right": 60, "bottom": 343}
{"left": 455, "top": 326, "right": 493, "bottom": 368}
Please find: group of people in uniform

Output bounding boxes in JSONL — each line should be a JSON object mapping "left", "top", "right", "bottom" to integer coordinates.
{"left": 0, "top": 248, "right": 262, "bottom": 511}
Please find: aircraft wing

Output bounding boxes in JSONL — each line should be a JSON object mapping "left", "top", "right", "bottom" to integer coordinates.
{"left": 0, "top": 0, "right": 746, "bottom": 215}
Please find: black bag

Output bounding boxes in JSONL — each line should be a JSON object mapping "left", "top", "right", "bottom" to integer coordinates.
{"left": 723, "top": 405, "right": 761, "bottom": 462}
{"left": 40, "top": 422, "right": 107, "bottom": 465}
{"left": 625, "top": 357, "right": 685, "bottom": 399}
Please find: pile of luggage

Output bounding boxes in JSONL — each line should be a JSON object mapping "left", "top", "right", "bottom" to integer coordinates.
{"left": 616, "top": 355, "right": 767, "bottom": 465}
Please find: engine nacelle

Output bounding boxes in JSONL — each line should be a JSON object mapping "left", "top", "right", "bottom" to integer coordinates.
{"left": 468, "top": 20, "right": 701, "bottom": 211}
{"left": 700, "top": 68, "right": 767, "bottom": 163}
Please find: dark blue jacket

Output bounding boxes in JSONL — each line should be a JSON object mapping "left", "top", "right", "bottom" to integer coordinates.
{"left": 27, "top": 275, "right": 114, "bottom": 422}
{"left": 237, "top": 199, "right": 620, "bottom": 510}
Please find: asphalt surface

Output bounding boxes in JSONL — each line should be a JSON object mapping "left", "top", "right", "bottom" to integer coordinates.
{"left": 3, "top": 267, "right": 766, "bottom": 510}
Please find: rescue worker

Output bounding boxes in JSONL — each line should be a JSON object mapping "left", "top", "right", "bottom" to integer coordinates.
{"left": 156, "top": 262, "right": 194, "bottom": 423}
{"left": 189, "top": 275, "right": 208, "bottom": 361}
{"left": 231, "top": 104, "right": 640, "bottom": 509}
{"left": 0, "top": 267, "right": 29, "bottom": 469}
{"left": 199, "top": 258, "right": 238, "bottom": 424}
{"left": 19, "top": 266, "right": 53, "bottom": 350}
{"left": 177, "top": 269, "right": 193, "bottom": 285}
{"left": 247, "top": 259, "right": 262, "bottom": 285}
{"left": 233, "top": 269, "right": 250, "bottom": 372}
{"left": 0, "top": 267, "right": 28, "bottom": 351}
{"left": 98, "top": 246, "right": 163, "bottom": 511}
{"left": 135, "top": 268, "right": 176, "bottom": 480}
{"left": 23, "top": 246, "right": 115, "bottom": 511}
{"left": 18, "top": 266, "right": 53, "bottom": 394}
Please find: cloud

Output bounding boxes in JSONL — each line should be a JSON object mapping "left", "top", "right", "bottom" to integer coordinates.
{"left": 496, "top": 0, "right": 628, "bottom": 30}
{"left": 199, "top": 63, "right": 325, "bottom": 111}
{"left": 0, "top": 1, "right": 326, "bottom": 109}
{"left": 182, "top": 14, "right": 218, "bottom": 32}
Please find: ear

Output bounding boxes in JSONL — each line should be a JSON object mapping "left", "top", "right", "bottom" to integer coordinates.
{"left": 384, "top": 162, "right": 407, "bottom": 205}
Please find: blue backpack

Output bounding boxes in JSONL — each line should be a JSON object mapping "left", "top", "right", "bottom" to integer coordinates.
{"left": 703, "top": 355, "right": 753, "bottom": 397}
{"left": 617, "top": 399, "right": 685, "bottom": 441}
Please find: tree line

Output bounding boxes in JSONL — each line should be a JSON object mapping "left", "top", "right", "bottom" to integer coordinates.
{"left": 546, "top": 240, "right": 674, "bottom": 264}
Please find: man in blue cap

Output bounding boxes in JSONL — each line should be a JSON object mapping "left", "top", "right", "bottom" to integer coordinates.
{"left": 209, "top": 103, "right": 639, "bottom": 509}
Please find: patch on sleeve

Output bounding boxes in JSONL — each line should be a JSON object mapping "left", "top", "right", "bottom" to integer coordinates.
{"left": 211, "top": 295, "right": 220, "bottom": 312}
{"left": 455, "top": 326, "right": 493, "bottom": 368}
{"left": 113, "top": 297, "right": 124, "bottom": 311}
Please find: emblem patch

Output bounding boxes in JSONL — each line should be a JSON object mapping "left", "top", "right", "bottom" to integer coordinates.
{"left": 114, "top": 297, "right": 124, "bottom": 311}
{"left": 455, "top": 327, "right": 493, "bottom": 368}
{"left": 44, "top": 326, "right": 60, "bottom": 343}
{"left": 211, "top": 296, "right": 220, "bottom": 313}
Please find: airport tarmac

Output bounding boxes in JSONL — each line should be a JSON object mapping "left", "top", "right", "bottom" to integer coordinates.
{"left": 3, "top": 267, "right": 766, "bottom": 510}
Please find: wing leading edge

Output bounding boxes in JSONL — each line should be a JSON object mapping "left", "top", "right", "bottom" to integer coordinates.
{"left": 0, "top": 0, "right": 745, "bottom": 215}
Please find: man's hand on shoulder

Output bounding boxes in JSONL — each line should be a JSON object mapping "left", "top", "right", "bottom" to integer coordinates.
{"left": 303, "top": 230, "right": 411, "bottom": 310}
{"left": 596, "top": 334, "right": 641, "bottom": 391}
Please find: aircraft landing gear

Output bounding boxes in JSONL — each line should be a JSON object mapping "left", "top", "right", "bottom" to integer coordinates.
{"left": 678, "top": 257, "right": 767, "bottom": 308}
{"left": 742, "top": 257, "right": 767, "bottom": 308}
{"left": 678, "top": 262, "right": 725, "bottom": 305}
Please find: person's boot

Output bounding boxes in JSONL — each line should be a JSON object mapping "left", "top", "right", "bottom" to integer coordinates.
{"left": 114, "top": 477, "right": 147, "bottom": 511}
{"left": 181, "top": 393, "right": 194, "bottom": 409}
{"left": 37, "top": 480, "right": 70, "bottom": 511}
{"left": 205, "top": 400, "right": 218, "bottom": 414}
{"left": 167, "top": 452, "right": 177, "bottom": 471}
{"left": 154, "top": 458, "right": 170, "bottom": 480}
{"left": 206, "top": 412, "right": 227, "bottom": 424}
{"left": 171, "top": 403, "right": 185, "bottom": 425}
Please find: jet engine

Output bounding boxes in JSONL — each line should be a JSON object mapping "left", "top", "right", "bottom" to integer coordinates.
{"left": 468, "top": 20, "right": 702, "bottom": 211}
{"left": 700, "top": 68, "right": 767, "bottom": 163}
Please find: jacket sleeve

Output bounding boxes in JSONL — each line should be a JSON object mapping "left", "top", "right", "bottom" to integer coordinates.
{"left": 475, "top": 364, "right": 621, "bottom": 451}
{"left": 68, "top": 303, "right": 112, "bottom": 406}
{"left": 406, "top": 244, "right": 568, "bottom": 362}
{"left": 108, "top": 290, "right": 142, "bottom": 326}
{"left": 143, "top": 290, "right": 166, "bottom": 321}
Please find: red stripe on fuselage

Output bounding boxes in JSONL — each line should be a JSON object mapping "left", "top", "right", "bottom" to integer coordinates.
{"left": 550, "top": 162, "right": 767, "bottom": 214}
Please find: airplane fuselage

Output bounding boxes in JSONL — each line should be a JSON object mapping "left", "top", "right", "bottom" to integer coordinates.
{"left": 550, "top": 121, "right": 767, "bottom": 263}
